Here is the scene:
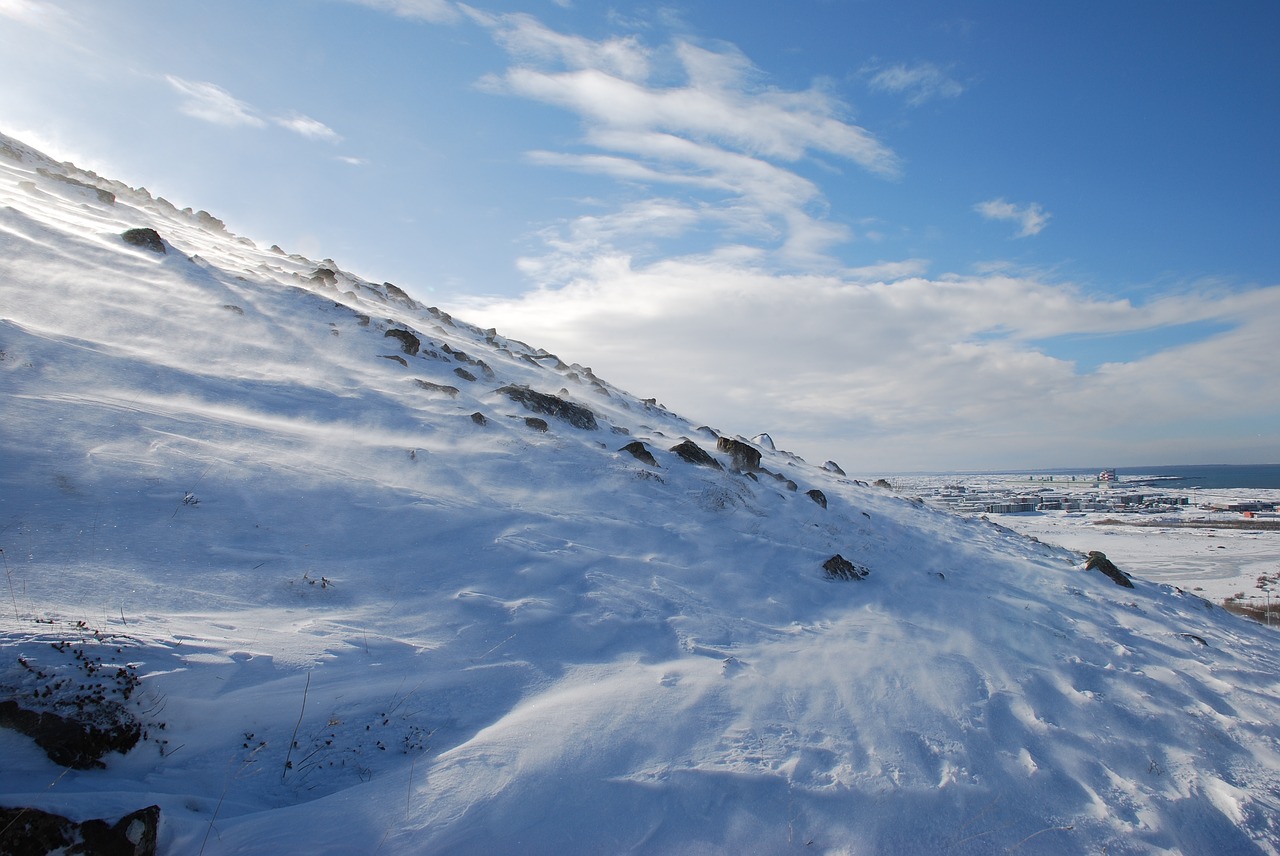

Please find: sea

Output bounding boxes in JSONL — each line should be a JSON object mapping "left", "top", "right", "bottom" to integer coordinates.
{"left": 916, "top": 464, "right": 1280, "bottom": 490}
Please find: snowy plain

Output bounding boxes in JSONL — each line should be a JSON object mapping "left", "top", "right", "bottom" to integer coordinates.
{"left": 2, "top": 131, "right": 1280, "bottom": 854}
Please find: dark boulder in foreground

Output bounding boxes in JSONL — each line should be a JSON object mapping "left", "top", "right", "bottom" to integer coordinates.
{"left": 120, "top": 227, "right": 165, "bottom": 254}
{"left": 0, "top": 804, "right": 160, "bottom": 856}
{"left": 806, "top": 489, "right": 828, "bottom": 508}
{"left": 669, "top": 439, "right": 722, "bottom": 470}
{"left": 498, "top": 385, "right": 599, "bottom": 430}
{"left": 823, "top": 554, "right": 869, "bottom": 581}
{"left": 1085, "top": 551, "right": 1134, "bottom": 588}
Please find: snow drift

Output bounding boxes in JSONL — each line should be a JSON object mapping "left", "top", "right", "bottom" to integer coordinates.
{"left": 2, "top": 131, "right": 1279, "bottom": 855}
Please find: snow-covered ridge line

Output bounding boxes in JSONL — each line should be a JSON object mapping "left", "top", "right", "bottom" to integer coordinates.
{"left": 3, "top": 130, "right": 1280, "bottom": 855}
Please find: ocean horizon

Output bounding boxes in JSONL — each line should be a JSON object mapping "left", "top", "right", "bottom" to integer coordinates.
{"left": 896, "top": 463, "right": 1280, "bottom": 490}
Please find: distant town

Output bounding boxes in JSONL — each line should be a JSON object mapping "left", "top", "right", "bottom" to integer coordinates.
{"left": 906, "top": 469, "right": 1280, "bottom": 518}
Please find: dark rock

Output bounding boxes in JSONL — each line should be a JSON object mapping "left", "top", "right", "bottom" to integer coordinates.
{"left": 0, "top": 804, "right": 160, "bottom": 856}
{"left": 378, "top": 354, "right": 408, "bottom": 367}
{"left": 384, "top": 282, "right": 412, "bottom": 303}
{"left": 806, "top": 489, "right": 828, "bottom": 508}
{"left": 0, "top": 139, "right": 21, "bottom": 161}
{"left": 761, "top": 469, "right": 799, "bottom": 491}
{"left": 194, "top": 209, "right": 226, "bottom": 232}
{"left": 497, "top": 385, "right": 599, "bottom": 430}
{"left": 222, "top": 304, "right": 244, "bottom": 315}
{"left": 620, "top": 441, "right": 658, "bottom": 468}
{"left": 120, "top": 228, "right": 165, "bottom": 254}
{"left": 1085, "top": 551, "right": 1134, "bottom": 588}
{"left": 0, "top": 699, "right": 141, "bottom": 769}
{"left": 524, "top": 417, "right": 549, "bottom": 432}
{"left": 310, "top": 267, "right": 338, "bottom": 286}
{"left": 1180, "top": 633, "right": 1209, "bottom": 646}
{"left": 470, "top": 412, "right": 488, "bottom": 426}
{"left": 823, "top": 460, "right": 847, "bottom": 476}
{"left": 717, "top": 437, "right": 762, "bottom": 472}
{"left": 873, "top": 478, "right": 892, "bottom": 489}
{"left": 454, "top": 367, "right": 477, "bottom": 382}
{"left": 413, "top": 379, "right": 459, "bottom": 397}
{"left": 37, "top": 168, "right": 116, "bottom": 204}
{"left": 384, "top": 328, "right": 420, "bottom": 356}
{"left": 669, "top": 439, "right": 722, "bottom": 469}
{"left": 823, "top": 554, "right": 869, "bottom": 581}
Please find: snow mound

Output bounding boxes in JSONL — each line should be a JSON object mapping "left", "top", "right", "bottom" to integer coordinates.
{"left": 3, "top": 131, "right": 1280, "bottom": 855}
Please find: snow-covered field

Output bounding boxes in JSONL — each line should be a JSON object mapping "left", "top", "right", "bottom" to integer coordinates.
{"left": 891, "top": 473, "right": 1280, "bottom": 607}
{"left": 3, "top": 132, "right": 1280, "bottom": 855}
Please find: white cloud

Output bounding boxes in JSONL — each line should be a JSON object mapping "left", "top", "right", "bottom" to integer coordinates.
{"left": 345, "top": 0, "right": 459, "bottom": 24}
{"left": 165, "top": 76, "right": 341, "bottom": 144}
{"left": 867, "top": 61, "right": 964, "bottom": 106}
{"left": 975, "top": 198, "right": 1051, "bottom": 237}
{"left": 274, "top": 112, "right": 342, "bottom": 142}
{"left": 471, "top": 14, "right": 900, "bottom": 281}
{"left": 336, "top": 155, "right": 368, "bottom": 166}
{"left": 455, "top": 255, "right": 1280, "bottom": 471}
{"left": 166, "top": 76, "right": 265, "bottom": 128}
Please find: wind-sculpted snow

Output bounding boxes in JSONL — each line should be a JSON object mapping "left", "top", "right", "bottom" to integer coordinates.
{"left": 3, "top": 131, "right": 1280, "bottom": 854}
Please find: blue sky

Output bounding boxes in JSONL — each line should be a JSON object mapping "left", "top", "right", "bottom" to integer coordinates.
{"left": 2, "top": 0, "right": 1278, "bottom": 471}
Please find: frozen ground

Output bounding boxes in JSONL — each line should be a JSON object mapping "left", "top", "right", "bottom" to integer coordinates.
{"left": 3, "top": 132, "right": 1280, "bottom": 855}
{"left": 892, "top": 473, "right": 1280, "bottom": 606}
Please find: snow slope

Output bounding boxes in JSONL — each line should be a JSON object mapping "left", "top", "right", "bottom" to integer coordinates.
{"left": 2, "top": 131, "right": 1280, "bottom": 855}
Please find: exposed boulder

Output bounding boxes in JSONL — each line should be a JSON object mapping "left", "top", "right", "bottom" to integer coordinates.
{"left": 620, "top": 441, "right": 658, "bottom": 468}
{"left": 378, "top": 354, "right": 407, "bottom": 367}
{"left": 470, "top": 411, "right": 489, "bottom": 426}
{"left": 413, "top": 379, "right": 459, "bottom": 397}
{"left": 0, "top": 699, "right": 140, "bottom": 769}
{"left": 384, "top": 328, "right": 421, "bottom": 356}
{"left": 823, "top": 460, "right": 847, "bottom": 476}
{"left": 497, "top": 385, "right": 599, "bottom": 430}
{"left": 717, "top": 437, "right": 762, "bottom": 472}
{"left": 120, "top": 228, "right": 165, "bottom": 254}
{"left": 37, "top": 168, "right": 116, "bottom": 204}
{"left": 384, "top": 282, "right": 412, "bottom": 303}
{"left": 873, "top": 478, "right": 893, "bottom": 489}
{"left": 806, "top": 489, "right": 828, "bottom": 508}
{"left": 524, "top": 417, "right": 549, "bottom": 432}
{"left": 669, "top": 439, "right": 722, "bottom": 470}
{"left": 454, "top": 367, "right": 477, "bottom": 382}
{"left": 823, "top": 554, "right": 869, "bottom": 581}
{"left": 0, "top": 804, "right": 159, "bottom": 856}
{"left": 1085, "top": 551, "right": 1134, "bottom": 588}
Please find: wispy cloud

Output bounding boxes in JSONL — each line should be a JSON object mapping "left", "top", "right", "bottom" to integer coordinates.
{"left": 866, "top": 61, "right": 964, "bottom": 106}
{"left": 344, "top": 0, "right": 459, "bottom": 24}
{"left": 470, "top": 13, "right": 899, "bottom": 277}
{"left": 166, "top": 76, "right": 265, "bottom": 128}
{"left": 274, "top": 112, "right": 342, "bottom": 142}
{"left": 165, "top": 76, "right": 341, "bottom": 143}
{"left": 974, "top": 198, "right": 1051, "bottom": 237}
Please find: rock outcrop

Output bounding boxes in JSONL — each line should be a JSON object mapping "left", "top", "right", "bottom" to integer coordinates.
{"left": 716, "top": 437, "right": 762, "bottom": 472}
{"left": 670, "top": 439, "right": 722, "bottom": 470}
{"left": 823, "top": 554, "right": 869, "bottom": 581}
{"left": 1085, "top": 551, "right": 1134, "bottom": 588}
{"left": 498, "top": 386, "right": 599, "bottom": 430}
{"left": 120, "top": 228, "right": 165, "bottom": 254}
{"left": 620, "top": 441, "right": 658, "bottom": 468}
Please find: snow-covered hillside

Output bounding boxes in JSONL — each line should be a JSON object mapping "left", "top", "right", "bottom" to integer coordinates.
{"left": 3, "top": 131, "right": 1279, "bottom": 855}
